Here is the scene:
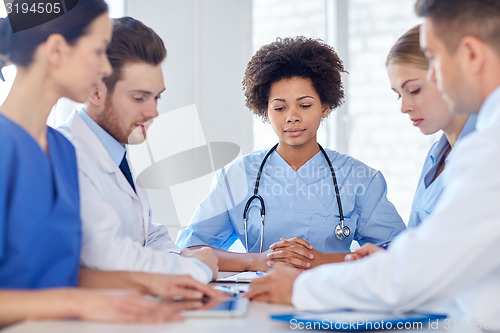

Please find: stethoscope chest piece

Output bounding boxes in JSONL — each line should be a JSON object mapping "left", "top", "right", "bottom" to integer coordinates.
{"left": 335, "top": 222, "right": 350, "bottom": 240}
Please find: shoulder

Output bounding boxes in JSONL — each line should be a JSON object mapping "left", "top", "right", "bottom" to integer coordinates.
{"left": 220, "top": 147, "right": 273, "bottom": 172}
{"left": 0, "top": 115, "right": 23, "bottom": 148}
{"left": 48, "top": 126, "right": 76, "bottom": 155}
{"left": 212, "top": 147, "right": 275, "bottom": 186}
{"left": 240, "top": 147, "right": 273, "bottom": 164}
{"left": 57, "top": 111, "right": 86, "bottom": 147}
{"left": 451, "top": 125, "right": 500, "bottom": 171}
{"left": 57, "top": 113, "right": 106, "bottom": 173}
{"left": 0, "top": 117, "right": 19, "bottom": 169}
{"left": 325, "top": 148, "right": 379, "bottom": 178}
{"left": 0, "top": 116, "right": 35, "bottom": 164}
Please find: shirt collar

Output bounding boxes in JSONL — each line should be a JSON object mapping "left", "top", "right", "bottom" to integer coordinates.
{"left": 457, "top": 114, "right": 477, "bottom": 141}
{"left": 476, "top": 86, "right": 500, "bottom": 131}
{"left": 77, "top": 108, "right": 125, "bottom": 166}
{"left": 429, "top": 114, "right": 477, "bottom": 165}
{"left": 429, "top": 134, "right": 449, "bottom": 166}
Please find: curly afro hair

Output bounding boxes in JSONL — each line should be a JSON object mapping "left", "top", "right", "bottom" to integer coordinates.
{"left": 243, "top": 36, "right": 346, "bottom": 120}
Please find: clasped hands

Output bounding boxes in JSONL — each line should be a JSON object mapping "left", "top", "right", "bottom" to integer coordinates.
{"left": 262, "top": 237, "right": 323, "bottom": 271}
{"left": 261, "top": 237, "right": 385, "bottom": 271}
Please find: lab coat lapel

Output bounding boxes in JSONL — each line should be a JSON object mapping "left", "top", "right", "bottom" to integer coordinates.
{"left": 127, "top": 155, "right": 152, "bottom": 237}
{"left": 61, "top": 111, "right": 151, "bottom": 243}
{"left": 62, "top": 111, "right": 140, "bottom": 200}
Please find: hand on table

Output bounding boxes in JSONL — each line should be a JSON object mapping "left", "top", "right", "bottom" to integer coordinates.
{"left": 243, "top": 263, "right": 301, "bottom": 305}
{"left": 72, "top": 289, "right": 202, "bottom": 323}
{"left": 344, "top": 243, "right": 384, "bottom": 261}
{"left": 181, "top": 247, "right": 219, "bottom": 280}
{"left": 145, "top": 274, "right": 227, "bottom": 300}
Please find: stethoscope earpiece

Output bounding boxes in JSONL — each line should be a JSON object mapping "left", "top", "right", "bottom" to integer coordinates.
{"left": 242, "top": 143, "right": 347, "bottom": 253}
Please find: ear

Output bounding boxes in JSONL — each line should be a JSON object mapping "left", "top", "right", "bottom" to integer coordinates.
{"left": 460, "top": 36, "right": 485, "bottom": 75}
{"left": 88, "top": 81, "right": 107, "bottom": 107}
{"left": 321, "top": 104, "right": 330, "bottom": 118}
{"left": 44, "top": 34, "right": 69, "bottom": 67}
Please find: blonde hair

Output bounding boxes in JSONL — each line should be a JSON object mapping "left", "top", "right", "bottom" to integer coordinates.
{"left": 386, "top": 25, "right": 428, "bottom": 70}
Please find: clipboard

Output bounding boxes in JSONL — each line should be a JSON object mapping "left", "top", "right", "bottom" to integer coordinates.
{"left": 271, "top": 310, "right": 447, "bottom": 331}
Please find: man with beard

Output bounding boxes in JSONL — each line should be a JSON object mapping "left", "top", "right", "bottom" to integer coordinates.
{"left": 59, "top": 17, "right": 218, "bottom": 283}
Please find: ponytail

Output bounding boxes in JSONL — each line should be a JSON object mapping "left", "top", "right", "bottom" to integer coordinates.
{"left": 0, "top": 18, "right": 12, "bottom": 81}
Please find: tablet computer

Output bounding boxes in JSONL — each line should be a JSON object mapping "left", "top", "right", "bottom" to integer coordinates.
{"left": 271, "top": 310, "right": 446, "bottom": 331}
{"left": 182, "top": 298, "right": 249, "bottom": 318}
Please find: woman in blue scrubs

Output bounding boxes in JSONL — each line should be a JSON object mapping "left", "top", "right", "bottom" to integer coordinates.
{"left": 177, "top": 37, "right": 406, "bottom": 272}
{"left": 386, "top": 25, "right": 476, "bottom": 228}
{"left": 0, "top": 1, "right": 215, "bottom": 325}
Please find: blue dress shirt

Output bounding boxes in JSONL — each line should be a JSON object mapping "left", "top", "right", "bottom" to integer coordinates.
{"left": 77, "top": 109, "right": 125, "bottom": 166}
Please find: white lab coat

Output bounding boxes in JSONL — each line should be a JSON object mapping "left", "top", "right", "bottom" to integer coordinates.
{"left": 292, "top": 87, "right": 500, "bottom": 325}
{"left": 58, "top": 111, "right": 210, "bottom": 283}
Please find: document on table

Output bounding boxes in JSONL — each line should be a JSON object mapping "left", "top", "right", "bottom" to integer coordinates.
{"left": 216, "top": 271, "right": 265, "bottom": 283}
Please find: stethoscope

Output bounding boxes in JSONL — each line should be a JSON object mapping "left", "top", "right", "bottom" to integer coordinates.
{"left": 242, "top": 143, "right": 350, "bottom": 253}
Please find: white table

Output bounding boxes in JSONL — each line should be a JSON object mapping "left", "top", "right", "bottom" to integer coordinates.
{"left": 0, "top": 273, "right": 484, "bottom": 333}
{"left": 1, "top": 272, "right": 293, "bottom": 333}
{"left": 2, "top": 304, "right": 484, "bottom": 333}
{"left": 2, "top": 301, "right": 296, "bottom": 333}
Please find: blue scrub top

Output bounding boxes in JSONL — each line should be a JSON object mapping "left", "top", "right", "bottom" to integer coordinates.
{"left": 177, "top": 147, "right": 405, "bottom": 253}
{"left": 0, "top": 114, "right": 81, "bottom": 288}
{"left": 408, "top": 115, "right": 477, "bottom": 228}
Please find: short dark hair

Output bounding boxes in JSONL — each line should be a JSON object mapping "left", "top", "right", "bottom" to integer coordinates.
{"left": 243, "top": 36, "right": 346, "bottom": 120}
{"left": 415, "top": 0, "right": 500, "bottom": 54}
{"left": 102, "top": 17, "right": 167, "bottom": 94}
{"left": 0, "top": 0, "right": 108, "bottom": 66}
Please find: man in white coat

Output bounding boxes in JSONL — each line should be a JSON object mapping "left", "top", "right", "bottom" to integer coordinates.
{"left": 58, "top": 17, "right": 218, "bottom": 283}
{"left": 245, "top": 0, "right": 500, "bottom": 325}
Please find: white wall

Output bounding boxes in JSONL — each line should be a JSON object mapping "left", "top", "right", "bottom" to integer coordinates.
{"left": 346, "top": 0, "right": 438, "bottom": 223}
{"left": 125, "top": 0, "right": 253, "bottom": 237}
{"left": 252, "top": 0, "right": 329, "bottom": 151}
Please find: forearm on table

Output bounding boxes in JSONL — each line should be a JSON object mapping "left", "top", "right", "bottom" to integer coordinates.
{"left": 78, "top": 269, "right": 148, "bottom": 293}
{"left": 0, "top": 289, "right": 79, "bottom": 326}
{"left": 316, "top": 252, "right": 351, "bottom": 266}
{"left": 187, "top": 246, "right": 262, "bottom": 272}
